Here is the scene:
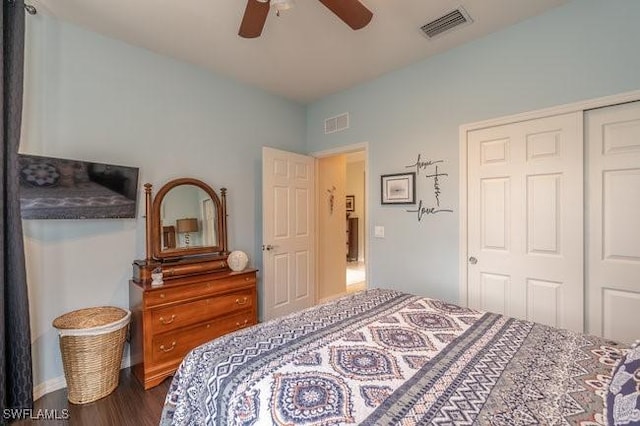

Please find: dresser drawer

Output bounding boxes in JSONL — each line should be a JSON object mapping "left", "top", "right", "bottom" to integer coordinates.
{"left": 150, "top": 289, "right": 255, "bottom": 333}
{"left": 151, "top": 311, "right": 257, "bottom": 365}
{"left": 145, "top": 273, "right": 256, "bottom": 308}
{"left": 130, "top": 268, "right": 258, "bottom": 389}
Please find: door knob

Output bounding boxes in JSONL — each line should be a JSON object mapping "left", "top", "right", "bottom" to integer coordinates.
{"left": 262, "top": 244, "right": 274, "bottom": 251}
{"left": 468, "top": 256, "right": 478, "bottom": 265}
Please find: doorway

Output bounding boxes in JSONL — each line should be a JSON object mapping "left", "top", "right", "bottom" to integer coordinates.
{"left": 314, "top": 144, "right": 368, "bottom": 301}
{"left": 345, "top": 152, "right": 366, "bottom": 293}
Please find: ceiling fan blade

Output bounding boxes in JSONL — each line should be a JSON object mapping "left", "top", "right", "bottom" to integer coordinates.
{"left": 239, "top": 0, "right": 270, "bottom": 38}
{"left": 318, "top": 0, "right": 373, "bottom": 30}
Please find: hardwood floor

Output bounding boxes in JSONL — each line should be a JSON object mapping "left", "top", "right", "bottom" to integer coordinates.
{"left": 13, "top": 368, "right": 171, "bottom": 425}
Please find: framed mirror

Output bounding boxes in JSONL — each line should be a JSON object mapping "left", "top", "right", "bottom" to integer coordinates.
{"left": 149, "top": 178, "right": 227, "bottom": 260}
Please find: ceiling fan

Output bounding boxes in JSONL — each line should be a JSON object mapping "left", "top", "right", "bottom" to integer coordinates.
{"left": 239, "top": 0, "right": 373, "bottom": 39}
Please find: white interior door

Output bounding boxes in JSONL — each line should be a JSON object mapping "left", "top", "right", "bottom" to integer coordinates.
{"left": 467, "top": 112, "right": 584, "bottom": 332}
{"left": 586, "top": 101, "right": 640, "bottom": 344}
{"left": 262, "top": 147, "right": 315, "bottom": 321}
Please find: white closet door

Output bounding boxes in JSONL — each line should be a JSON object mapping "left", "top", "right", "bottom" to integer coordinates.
{"left": 586, "top": 101, "right": 640, "bottom": 344}
{"left": 467, "top": 112, "right": 584, "bottom": 332}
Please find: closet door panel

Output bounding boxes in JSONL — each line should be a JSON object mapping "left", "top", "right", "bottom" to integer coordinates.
{"left": 467, "top": 112, "right": 584, "bottom": 332}
{"left": 587, "top": 101, "right": 640, "bottom": 344}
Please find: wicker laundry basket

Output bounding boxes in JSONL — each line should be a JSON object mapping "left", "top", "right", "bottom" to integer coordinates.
{"left": 52, "top": 306, "right": 131, "bottom": 404}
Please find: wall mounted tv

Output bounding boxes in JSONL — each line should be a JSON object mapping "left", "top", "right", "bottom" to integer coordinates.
{"left": 18, "top": 154, "right": 139, "bottom": 219}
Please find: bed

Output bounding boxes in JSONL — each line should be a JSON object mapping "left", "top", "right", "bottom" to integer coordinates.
{"left": 160, "top": 289, "right": 636, "bottom": 425}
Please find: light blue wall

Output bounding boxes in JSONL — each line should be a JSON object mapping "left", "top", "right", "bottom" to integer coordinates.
{"left": 22, "top": 15, "right": 306, "bottom": 387}
{"left": 306, "top": 0, "right": 640, "bottom": 301}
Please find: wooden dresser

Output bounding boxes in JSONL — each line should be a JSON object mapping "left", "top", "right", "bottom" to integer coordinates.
{"left": 129, "top": 268, "right": 257, "bottom": 389}
{"left": 131, "top": 177, "right": 257, "bottom": 389}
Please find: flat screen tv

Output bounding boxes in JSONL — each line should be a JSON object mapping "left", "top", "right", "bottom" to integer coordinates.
{"left": 18, "top": 154, "right": 139, "bottom": 219}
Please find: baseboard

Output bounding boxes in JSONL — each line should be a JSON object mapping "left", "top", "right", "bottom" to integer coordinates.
{"left": 33, "top": 376, "right": 67, "bottom": 401}
{"left": 33, "top": 357, "right": 131, "bottom": 401}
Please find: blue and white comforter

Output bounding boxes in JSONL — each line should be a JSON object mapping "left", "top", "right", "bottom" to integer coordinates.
{"left": 161, "top": 289, "right": 627, "bottom": 425}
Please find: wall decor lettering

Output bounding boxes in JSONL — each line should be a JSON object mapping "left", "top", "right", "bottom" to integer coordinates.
{"left": 404, "top": 154, "right": 454, "bottom": 222}
{"left": 405, "top": 153, "right": 444, "bottom": 176}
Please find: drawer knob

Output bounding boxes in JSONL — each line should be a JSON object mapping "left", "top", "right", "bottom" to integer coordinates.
{"left": 159, "top": 341, "right": 177, "bottom": 353}
{"left": 159, "top": 293, "right": 166, "bottom": 299}
{"left": 245, "top": 277, "right": 250, "bottom": 281}
{"left": 236, "top": 319, "right": 249, "bottom": 329}
{"left": 159, "top": 314, "right": 176, "bottom": 325}
{"left": 235, "top": 297, "right": 248, "bottom": 305}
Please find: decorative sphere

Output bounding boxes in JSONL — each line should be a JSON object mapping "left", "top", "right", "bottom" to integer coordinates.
{"left": 227, "top": 250, "right": 249, "bottom": 272}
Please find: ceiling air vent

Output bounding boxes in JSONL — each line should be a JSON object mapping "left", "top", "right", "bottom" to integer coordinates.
{"left": 325, "top": 113, "right": 350, "bottom": 134}
{"left": 420, "top": 7, "right": 472, "bottom": 39}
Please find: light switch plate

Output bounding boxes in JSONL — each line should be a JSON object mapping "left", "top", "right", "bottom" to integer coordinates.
{"left": 374, "top": 226, "right": 385, "bottom": 238}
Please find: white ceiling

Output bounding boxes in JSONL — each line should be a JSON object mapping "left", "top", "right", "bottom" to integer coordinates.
{"left": 32, "top": 0, "right": 567, "bottom": 104}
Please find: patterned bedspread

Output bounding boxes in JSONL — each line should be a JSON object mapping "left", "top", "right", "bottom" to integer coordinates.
{"left": 161, "top": 289, "right": 628, "bottom": 425}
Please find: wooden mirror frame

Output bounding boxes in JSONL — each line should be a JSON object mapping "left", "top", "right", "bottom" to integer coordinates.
{"left": 145, "top": 178, "right": 228, "bottom": 261}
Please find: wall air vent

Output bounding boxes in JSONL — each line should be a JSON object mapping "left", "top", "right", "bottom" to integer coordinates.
{"left": 324, "top": 112, "right": 350, "bottom": 134}
{"left": 420, "top": 7, "right": 472, "bottom": 39}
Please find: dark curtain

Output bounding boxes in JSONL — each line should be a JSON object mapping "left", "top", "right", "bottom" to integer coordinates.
{"left": 1, "top": 0, "right": 33, "bottom": 414}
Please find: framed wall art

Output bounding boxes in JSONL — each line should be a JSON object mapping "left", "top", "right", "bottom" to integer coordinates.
{"left": 380, "top": 172, "right": 415, "bottom": 205}
{"left": 346, "top": 195, "right": 355, "bottom": 212}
